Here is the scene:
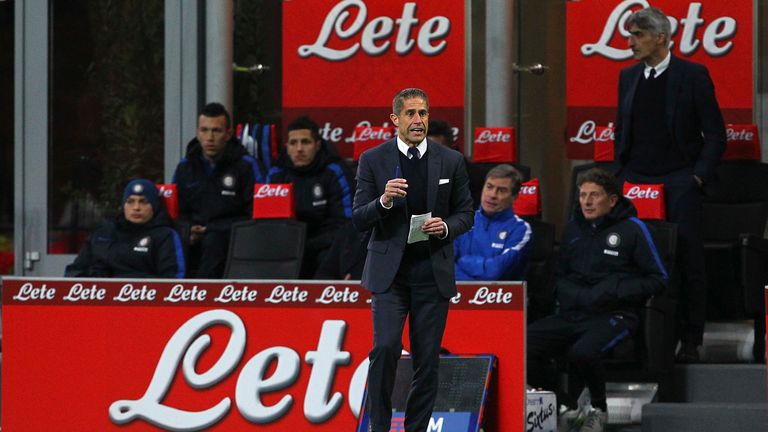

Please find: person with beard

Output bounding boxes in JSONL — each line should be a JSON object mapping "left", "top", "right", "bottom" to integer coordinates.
{"left": 65, "top": 179, "right": 185, "bottom": 278}
{"left": 266, "top": 116, "right": 354, "bottom": 278}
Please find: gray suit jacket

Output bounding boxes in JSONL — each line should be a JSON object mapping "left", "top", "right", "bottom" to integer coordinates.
{"left": 352, "top": 139, "right": 474, "bottom": 298}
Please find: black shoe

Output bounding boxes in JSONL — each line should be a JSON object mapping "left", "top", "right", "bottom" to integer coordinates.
{"left": 676, "top": 342, "right": 700, "bottom": 363}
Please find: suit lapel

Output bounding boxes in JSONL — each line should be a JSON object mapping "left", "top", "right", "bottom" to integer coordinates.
{"left": 665, "top": 55, "right": 682, "bottom": 134}
{"left": 623, "top": 64, "right": 643, "bottom": 124}
{"left": 386, "top": 139, "right": 408, "bottom": 212}
{"left": 427, "top": 142, "right": 441, "bottom": 211}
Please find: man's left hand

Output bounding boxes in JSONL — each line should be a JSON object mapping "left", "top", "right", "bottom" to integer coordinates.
{"left": 422, "top": 217, "right": 446, "bottom": 237}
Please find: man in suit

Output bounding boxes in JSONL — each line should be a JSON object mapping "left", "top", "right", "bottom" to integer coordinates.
{"left": 614, "top": 7, "right": 726, "bottom": 362}
{"left": 353, "top": 88, "right": 474, "bottom": 432}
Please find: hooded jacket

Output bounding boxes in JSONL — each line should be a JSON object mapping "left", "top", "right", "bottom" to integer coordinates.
{"left": 266, "top": 141, "right": 353, "bottom": 253}
{"left": 65, "top": 208, "right": 185, "bottom": 278}
{"left": 555, "top": 196, "right": 668, "bottom": 315}
{"left": 172, "top": 137, "right": 263, "bottom": 232}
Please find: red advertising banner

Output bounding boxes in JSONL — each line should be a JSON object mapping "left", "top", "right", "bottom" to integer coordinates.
{"left": 253, "top": 184, "right": 295, "bottom": 219}
{"left": 566, "top": 0, "right": 753, "bottom": 159}
{"left": 156, "top": 184, "right": 179, "bottom": 220}
{"left": 283, "top": 0, "right": 465, "bottom": 157}
{"left": 352, "top": 126, "right": 395, "bottom": 160}
{"left": 513, "top": 178, "right": 542, "bottom": 217}
{"left": 2, "top": 278, "right": 525, "bottom": 431}
{"left": 623, "top": 182, "right": 666, "bottom": 220}
{"left": 593, "top": 125, "right": 615, "bottom": 162}
{"left": 472, "top": 127, "right": 517, "bottom": 163}
{"left": 723, "top": 124, "right": 761, "bottom": 161}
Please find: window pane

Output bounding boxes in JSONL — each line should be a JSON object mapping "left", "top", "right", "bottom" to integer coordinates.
{"left": 49, "top": 0, "right": 164, "bottom": 254}
{"left": 0, "top": 0, "right": 13, "bottom": 274}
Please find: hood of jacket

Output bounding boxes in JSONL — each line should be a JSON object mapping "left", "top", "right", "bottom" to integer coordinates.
{"left": 184, "top": 136, "right": 248, "bottom": 171}
{"left": 572, "top": 194, "right": 637, "bottom": 230}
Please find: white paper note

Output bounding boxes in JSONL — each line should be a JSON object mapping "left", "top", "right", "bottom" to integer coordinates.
{"left": 407, "top": 212, "right": 432, "bottom": 244}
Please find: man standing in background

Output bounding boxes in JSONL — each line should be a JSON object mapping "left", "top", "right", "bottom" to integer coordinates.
{"left": 614, "top": 7, "right": 726, "bottom": 362}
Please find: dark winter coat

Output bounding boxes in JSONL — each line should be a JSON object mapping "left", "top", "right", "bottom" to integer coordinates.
{"left": 172, "top": 137, "right": 263, "bottom": 233}
{"left": 65, "top": 209, "right": 185, "bottom": 278}
{"left": 555, "top": 197, "right": 668, "bottom": 316}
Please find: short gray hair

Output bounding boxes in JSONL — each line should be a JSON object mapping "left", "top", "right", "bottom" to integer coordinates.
{"left": 392, "top": 88, "right": 429, "bottom": 115}
{"left": 485, "top": 164, "right": 523, "bottom": 196}
{"left": 627, "top": 7, "right": 671, "bottom": 44}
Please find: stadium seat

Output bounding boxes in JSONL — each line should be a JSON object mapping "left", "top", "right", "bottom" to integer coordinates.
{"left": 224, "top": 219, "right": 307, "bottom": 279}
{"left": 602, "top": 220, "right": 678, "bottom": 400}
{"left": 702, "top": 161, "right": 768, "bottom": 362}
{"left": 524, "top": 219, "right": 556, "bottom": 323}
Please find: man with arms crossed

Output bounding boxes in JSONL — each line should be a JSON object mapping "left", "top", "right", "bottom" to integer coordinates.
{"left": 353, "top": 88, "right": 474, "bottom": 432}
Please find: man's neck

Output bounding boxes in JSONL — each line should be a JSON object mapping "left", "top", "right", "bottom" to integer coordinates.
{"left": 645, "top": 48, "right": 669, "bottom": 68}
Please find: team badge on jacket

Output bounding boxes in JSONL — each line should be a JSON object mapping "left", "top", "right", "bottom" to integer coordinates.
{"left": 606, "top": 233, "right": 621, "bottom": 247}
{"left": 499, "top": 231, "right": 508, "bottom": 240}
{"left": 134, "top": 236, "right": 151, "bottom": 252}
{"left": 312, "top": 183, "right": 327, "bottom": 207}
{"left": 221, "top": 175, "right": 236, "bottom": 196}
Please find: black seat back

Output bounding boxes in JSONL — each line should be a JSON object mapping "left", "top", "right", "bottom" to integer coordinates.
{"left": 224, "top": 219, "right": 307, "bottom": 279}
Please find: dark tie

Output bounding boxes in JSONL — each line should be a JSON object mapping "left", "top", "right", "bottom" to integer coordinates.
{"left": 408, "top": 146, "right": 420, "bottom": 160}
{"left": 648, "top": 68, "right": 656, "bottom": 79}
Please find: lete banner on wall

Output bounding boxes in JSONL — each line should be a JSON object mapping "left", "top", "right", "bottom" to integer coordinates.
{"left": 282, "top": 0, "right": 465, "bottom": 157}
{"left": 566, "top": 0, "right": 753, "bottom": 159}
{"left": 2, "top": 278, "right": 524, "bottom": 431}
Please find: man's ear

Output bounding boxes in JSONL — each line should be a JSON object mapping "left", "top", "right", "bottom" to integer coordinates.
{"left": 609, "top": 194, "right": 619, "bottom": 208}
{"left": 390, "top": 113, "right": 399, "bottom": 126}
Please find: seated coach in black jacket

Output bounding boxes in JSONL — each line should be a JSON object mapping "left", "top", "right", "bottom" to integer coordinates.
{"left": 66, "top": 179, "right": 186, "bottom": 278}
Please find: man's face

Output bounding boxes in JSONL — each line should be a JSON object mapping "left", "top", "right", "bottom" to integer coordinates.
{"left": 481, "top": 177, "right": 516, "bottom": 215}
{"left": 196, "top": 114, "right": 231, "bottom": 159}
{"left": 286, "top": 129, "right": 321, "bottom": 167}
{"left": 627, "top": 24, "right": 666, "bottom": 64}
{"left": 390, "top": 97, "right": 429, "bottom": 146}
{"left": 579, "top": 182, "right": 618, "bottom": 221}
{"left": 123, "top": 195, "right": 154, "bottom": 224}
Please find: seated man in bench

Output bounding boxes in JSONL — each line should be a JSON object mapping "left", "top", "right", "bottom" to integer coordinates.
{"left": 453, "top": 164, "right": 532, "bottom": 281}
{"left": 527, "top": 168, "right": 667, "bottom": 432}
{"left": 66, "top": 179, "right": 185, "bottom": 278}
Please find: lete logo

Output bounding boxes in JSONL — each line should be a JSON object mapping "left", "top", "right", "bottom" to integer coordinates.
{"left": 109, "top": 310, "right": 369, "bottom": 429}
{"left": 582, "top": 0, "right": 737, "bottom": 60}
{"left": 625, "top": 185, "right": 660, "bottom": 199}
{"left": 254, "top": 184, "right": 290, "bottom": 198}
{"left": 298, "top": 0, "right": 451, "bottom": 61}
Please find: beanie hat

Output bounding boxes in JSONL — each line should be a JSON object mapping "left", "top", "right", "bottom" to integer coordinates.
{"left": 123, "top": 179, "right": 160, "bottom": 212}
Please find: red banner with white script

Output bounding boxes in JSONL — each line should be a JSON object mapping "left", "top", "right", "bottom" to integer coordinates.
{"left": 282, "top": 0, "right": 465, "bottom": 157}
{"left": 2, "top": 278, "right": 525, "bottom": 431}
{"left": 623, "top": 182, "right": 666, "bottom": 220}
{"left": 566, "top": 0, "right": 753, "bottom": 159}
{"left": 723, "top": 124, "right": 761, "bottom": 161}
{"left": 253, "top": 183, "right": 295, "bottom": 219}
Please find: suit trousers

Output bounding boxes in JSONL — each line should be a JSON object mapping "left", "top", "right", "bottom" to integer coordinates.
{"left": 618, "top": 168, "right": 706, "bottom": 345}
{"left": 367, "top": 281, "right": 449, "bottom": 432}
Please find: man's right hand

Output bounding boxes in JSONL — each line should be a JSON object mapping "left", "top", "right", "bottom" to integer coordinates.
{"left": 381, "top": 178, "right": 408, "bottom": 207}
{"left": 190, "top": 225, "right": 206, "bottom": 245}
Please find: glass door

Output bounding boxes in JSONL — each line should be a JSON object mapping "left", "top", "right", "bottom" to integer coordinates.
{"left": 17, "top": 0, "right": 164, "bottom": 276}
{"left": 1, "top": 0, "right": 14, "bottom": 276}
